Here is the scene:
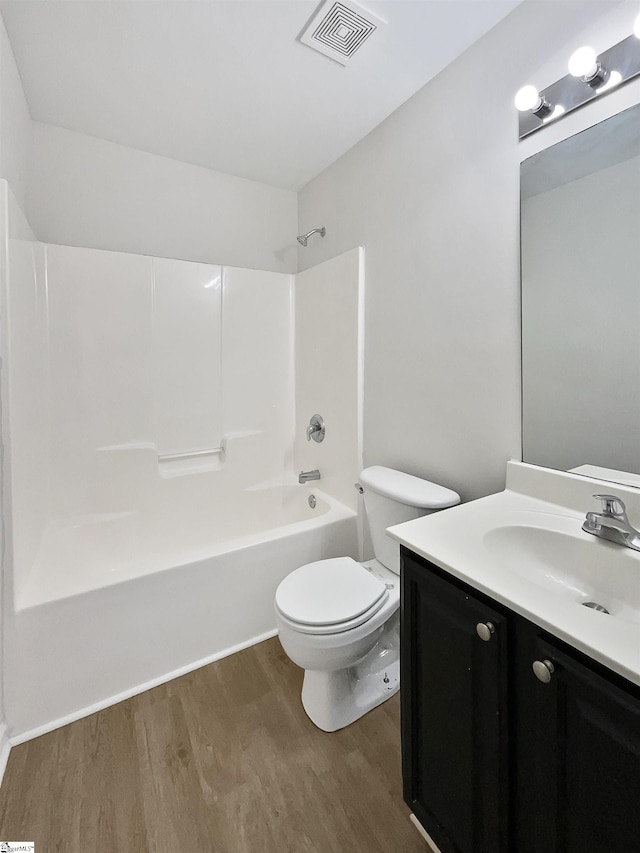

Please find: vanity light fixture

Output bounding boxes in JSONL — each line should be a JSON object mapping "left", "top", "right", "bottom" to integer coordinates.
{"left": 517, "top": 13, "right": 640, "bottom": 139}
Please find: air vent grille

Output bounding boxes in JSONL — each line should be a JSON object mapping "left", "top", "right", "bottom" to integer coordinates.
{"left": 300, "top": 0, "right": 385, "bottom": 66}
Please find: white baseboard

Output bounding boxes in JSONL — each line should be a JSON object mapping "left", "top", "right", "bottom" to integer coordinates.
{"left": 10, "top": 628, "right": 278, "bottom": 746}
{"left": 410, "top": 814, "right": 442, "bottom": 853}
{"left": 0, "top": 722, "right": 11, "bottom": 788}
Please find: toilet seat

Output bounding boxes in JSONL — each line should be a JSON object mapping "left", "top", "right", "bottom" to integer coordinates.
{"left": 275, "top": 593, "right": 390, "bottom": 635}
{"left": 275, "top": 557, "right": 389, "bottom": 635}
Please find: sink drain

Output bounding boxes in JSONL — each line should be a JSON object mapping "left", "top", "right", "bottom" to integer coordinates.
{"left": 582, "top": 601, "right": 610, "bottom": 614}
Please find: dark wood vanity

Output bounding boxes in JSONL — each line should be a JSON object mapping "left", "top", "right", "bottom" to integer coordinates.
{"left": 400, "top": 547, "right": 640, "bottom": 853}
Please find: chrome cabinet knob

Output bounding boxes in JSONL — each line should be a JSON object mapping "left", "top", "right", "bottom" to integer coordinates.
{"left": 533, "top": 659, "right": 555, "bottom": 683}
{"left": 476, "top": 622, "right": 495, "bottom": 642}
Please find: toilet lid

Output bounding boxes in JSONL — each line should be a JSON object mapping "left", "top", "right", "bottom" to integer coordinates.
{"left": 275, "top": 557, "right": 387, "bottom": 627}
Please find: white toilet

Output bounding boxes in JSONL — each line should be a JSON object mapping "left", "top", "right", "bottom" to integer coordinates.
{"left": 275, "top": 465, "right": 460, "bottom": 732}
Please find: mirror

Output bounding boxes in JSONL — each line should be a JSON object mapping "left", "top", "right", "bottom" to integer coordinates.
{"left": 521, "top": 102, "right": 640, "bottom": 487}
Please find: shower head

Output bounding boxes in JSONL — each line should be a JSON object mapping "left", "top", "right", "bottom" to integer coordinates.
{"left": 297, "top": 227, "right": 326, "bottom": 247}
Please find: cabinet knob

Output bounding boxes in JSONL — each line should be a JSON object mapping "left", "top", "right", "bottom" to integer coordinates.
{"left": 532, "top": 659, "right": 555, "bottom": 684}
{"left": 476, "top": 622, "right": 495, "bottom": 642}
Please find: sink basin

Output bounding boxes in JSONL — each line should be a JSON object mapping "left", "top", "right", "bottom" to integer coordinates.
{"left": 483, "top": 516, "right": 640, "bottom": 626}
{"left": 387, "top": 461, "right": 640, "bottom": 688}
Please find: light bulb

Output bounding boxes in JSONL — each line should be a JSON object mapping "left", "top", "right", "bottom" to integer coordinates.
{"left": 634, "top": 12, "right": 640, "bottom": 37}
{"left": 514, "top": 85, "right": 542, "bottom": 112}
{"left": 568, "top": 46, "right": 599, "bottom": 79}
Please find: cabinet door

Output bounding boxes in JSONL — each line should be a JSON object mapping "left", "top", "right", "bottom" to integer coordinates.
{"left": 401, "top": 552, "right": 509, "bottom": 853}
{"left": 518, "top": 634, "right": 640, "bottom": 853}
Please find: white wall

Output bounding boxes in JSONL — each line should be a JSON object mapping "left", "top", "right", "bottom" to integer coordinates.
{"left": 298, "top": 0, "right": 630, "bottom": 501}
{"left": 153, "top": 258, "right": 223, "bottom": 458}
{"left": 44, "top": 244, "right": 155, "bottom": 522}
{"left": 4, "top": 186, "right": 47, "bottom": 600}
{"left": 27, "top": 121, "right": 298, "bottom": 274}
{"left": 222, "top": 266, "right": 295, "bottom": 486}
{"left": 294, "top": 248, "right": 363, "bottom": 513}
{"left": 0, "top": 9, "right": 32, "bottom": 781}
{"left": 0, "top": 14, "right": 31, "bottom": 212}
{"left": 0, "top": 184, "right": 11, "bottom": 777}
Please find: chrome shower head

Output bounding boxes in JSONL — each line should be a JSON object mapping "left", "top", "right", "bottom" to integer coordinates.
{"left": 297, "top": 227, "right": 326, "bottom": 247}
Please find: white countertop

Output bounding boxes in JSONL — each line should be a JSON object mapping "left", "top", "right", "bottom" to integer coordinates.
{"left": 387, "top": 462, "right": 640, "bottom": 688}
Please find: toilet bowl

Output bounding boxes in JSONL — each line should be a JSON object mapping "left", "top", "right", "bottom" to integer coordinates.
{"left": 275, "top": 466, "right": 460, "bottom": 732}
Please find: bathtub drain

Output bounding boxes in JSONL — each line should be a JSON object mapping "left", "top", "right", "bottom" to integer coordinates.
{"left": 308, "top": 494, "right": 317, "bottom": 509}
{"left": 582, "top": 601, "right": 610, "bottom": 614}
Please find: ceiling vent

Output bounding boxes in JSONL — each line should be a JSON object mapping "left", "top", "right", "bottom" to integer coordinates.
{"left": 299, "top": 0, "right": 385, "bottom": 66}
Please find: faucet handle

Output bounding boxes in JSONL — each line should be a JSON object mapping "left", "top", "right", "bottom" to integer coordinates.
{"left": 306, "top": 414, "right": 325, "bottom": 443}
{"left": 593, "top": 494, "right": 628, "bottom": 518}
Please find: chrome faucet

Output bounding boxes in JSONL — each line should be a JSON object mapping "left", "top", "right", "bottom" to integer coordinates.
{"left": 299, "top": 469, "right": 321, "bottom": 484}
{"left": 582, "top": 494, "right": 640, "bottom": 553}
{"left": 306, "top": 414, "right": 325, "bottom": 443}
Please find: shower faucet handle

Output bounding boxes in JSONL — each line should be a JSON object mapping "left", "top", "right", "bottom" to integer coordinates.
{"left": 306, "top": 414, "right": 325, "bottom": 443}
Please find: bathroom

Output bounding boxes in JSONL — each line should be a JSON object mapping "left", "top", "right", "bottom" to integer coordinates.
{"left": 0, "top": 0, "right": 639, "bottom": 850}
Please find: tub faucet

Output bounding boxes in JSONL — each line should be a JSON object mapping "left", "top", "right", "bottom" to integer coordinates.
{"left": 582, "top": 494, "right": 640, "bottom": 553}
{"left": 299, "top": 469, "right": 321, "bottom": 484}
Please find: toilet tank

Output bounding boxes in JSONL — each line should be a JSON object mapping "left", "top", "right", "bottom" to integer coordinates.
{"left": 359, "top": 466, "right": 460, "bottom": 574}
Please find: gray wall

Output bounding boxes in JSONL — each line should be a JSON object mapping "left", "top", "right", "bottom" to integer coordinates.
{"left": 522, "top": 151, "right": 640, "bottom": 474}
{"left": 298, "top": 0, "right": 621, "bottom": 501}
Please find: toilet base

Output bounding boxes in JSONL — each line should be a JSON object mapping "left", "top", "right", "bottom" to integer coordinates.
{"left": 300, "top": 615, "right": 400, "bottom": 732}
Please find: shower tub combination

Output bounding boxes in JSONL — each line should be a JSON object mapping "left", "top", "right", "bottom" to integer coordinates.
{"left": 1, "top": 187, "right": 364, "bottom": 742}
{"left": 6, "top": 483, "right": 358, "bottom": 741}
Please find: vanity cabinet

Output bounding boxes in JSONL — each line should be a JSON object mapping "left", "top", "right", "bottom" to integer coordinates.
{"left": 401, "top": 548, "right": 640, "bottom": 853}
{"left": 514, "top": 626, "right": 640, "bottom": 853}
{"left": 400, "top": 552, "right": 510, "bottom": 853}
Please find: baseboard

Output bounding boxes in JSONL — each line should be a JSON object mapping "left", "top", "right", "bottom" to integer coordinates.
{"left": 0, "top": 722, "right": 11, "bottom": 788}
{"left": 409, "top": 814, "right": 442, "bottom": 853}
{"left": 10, "top": 628, "right": 278, "bottom": 746}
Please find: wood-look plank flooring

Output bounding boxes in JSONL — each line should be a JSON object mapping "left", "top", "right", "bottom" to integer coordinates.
{"left": 0, "top": 637, "right": 431, "bottom": 852}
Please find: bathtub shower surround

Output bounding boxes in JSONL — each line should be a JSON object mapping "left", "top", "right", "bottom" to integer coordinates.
{"left": 11, "top": 243, "right": 295, "bottom": 607}
{"left": 294, "top": 249, "right": 364, "bottom": 513}
{"left": 0, "top": 180, "right": 363, "bottom": 739}
{"left": 153, "top": 257, "right": 223, "bottom": 464}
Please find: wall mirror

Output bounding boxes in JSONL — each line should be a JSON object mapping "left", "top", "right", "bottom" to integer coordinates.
{"left": 521, "top": 101, "right": 640, "bottom": 487}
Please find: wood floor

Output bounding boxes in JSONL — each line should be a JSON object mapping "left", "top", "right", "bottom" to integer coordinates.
{"left": 0, "top": 637, "right": 429, "bottom": 852}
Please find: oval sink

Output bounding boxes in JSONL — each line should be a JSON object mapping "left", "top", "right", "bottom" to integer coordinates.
{"left": 483, "top": 521, "right": 640, "bottom": 625}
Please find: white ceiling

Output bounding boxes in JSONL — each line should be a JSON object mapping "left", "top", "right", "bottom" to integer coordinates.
{"left": 0, "top": 0, "right": 522, "bottom": 190}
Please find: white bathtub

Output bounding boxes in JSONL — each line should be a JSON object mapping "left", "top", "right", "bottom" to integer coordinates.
{"left": 5, "top": 486, "right": 358, "bottom": 741}
{"left": 18, "top": 484, "right": 350, "bottom": 608}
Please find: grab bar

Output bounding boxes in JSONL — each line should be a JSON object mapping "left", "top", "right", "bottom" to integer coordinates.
{"left": 157, "top": 446, "right": 223, "bottom": 463}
